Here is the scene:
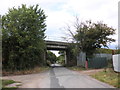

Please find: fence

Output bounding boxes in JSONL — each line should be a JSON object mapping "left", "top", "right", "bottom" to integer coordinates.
{"left": 88, "top": 57, "right": 107, "bottom": 68}
{"left": 93, "top": 53, "right": 112, "bottom": 60}
{"left": 77, "top": 52, "right": 112, "bottom": 68}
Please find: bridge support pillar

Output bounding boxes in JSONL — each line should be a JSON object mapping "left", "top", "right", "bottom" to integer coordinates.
{"left": 64, "top": 51, "right": 67, "bottom": 65}
{"left": 66, "top": 50, "right": 70, "bottom": 66}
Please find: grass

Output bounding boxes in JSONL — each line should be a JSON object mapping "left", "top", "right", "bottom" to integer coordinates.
{"left": 3, "top": 66, "right": 50, "bottom": 76}
{"left": 91, "top": 68, "right": 120, "bottom": 88}
{"left": 68, "top": 66, "right": 120, "bottom": 88}
{"left": 2, "top": 80, "right": 16, "bottom": 86}
{"left": 2, "top": 79, "right": 18, "bottom": 89}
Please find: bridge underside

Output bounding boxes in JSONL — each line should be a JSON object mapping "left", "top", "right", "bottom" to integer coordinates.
{"left": 47, "top": 46, "right": 67, "bottom": 50}
{"left": 46, "top": 40, "right": 68, "bottom": 50}
{"left": 45, "top": 40, "right": 70, "bottom": 66}
{"left": 44, "top": 40, "right": 76, "bottom": 66}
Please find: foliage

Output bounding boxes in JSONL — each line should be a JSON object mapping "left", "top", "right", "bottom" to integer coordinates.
{"left": 46, "top": 51, "right": 57, "bottom": 64}
{"left": 91, "top": 68, "right": 120, "bottom": 88}
{"left": 58, "top": 51, "right": 65, "bottom": 56}
{"left": 74, "top": 20, "right": 115, "bottom": 56}
{"left": 117, "top": 49, "right": 120, "bottom": 54}
{"left": 2, "top": 4, "right": 47, "bottom": 71}
{"left": 67, "top": 43, "right": 78, "bottom": 66}
{"left": 2, "top": 80, "right": 16, "bottom": 87}
{"left": 57, "top": 51, "right": 65, "bottom": 65}
{"left": 95, "top": 48, "right": 113, "bottom": 54}
{"left": 2, "top": 79, "right": 21, "bottom": 89}
{"left": 57, "top": 55, "right": 65, "bottom": 65}
{"left": 115, "top": 49, "right": 120, "bottom": 54}
{"left": 57, "top": 44, "right": 78, "bottom": 66}
{"left": 2, "top": 67, "right": 49, "bottom": 76}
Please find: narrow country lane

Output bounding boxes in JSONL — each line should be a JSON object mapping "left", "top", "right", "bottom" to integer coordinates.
{"left": 2, "top": 67, "right": 115, "bottom": 88}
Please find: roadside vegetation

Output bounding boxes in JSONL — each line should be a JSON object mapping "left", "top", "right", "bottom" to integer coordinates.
{"left": 57, "top": 51, "right": 65, "bottom": 65}
{"left": 3, "top": 67, "right": 49, "bottom": 76}
{"left": 2, "top": 79, "right": 18, "bottom": 89}
{"left": 46, "top": 51, "right": 57, "bottom": 66}
{"left": 95, "top": 48, "right": 120, "bottom": 54}
{"left": 63, "top": 18, "right": 117, "bottom": 87}
{"left": 95, "top": 48, "right": 113, "bottom": 54}
{"left": 2, "top": 4, "right": 47, "bottom": 74}
{"left": 91, "top": 68, "right": 120, "bottom": 88}
{"left": 1, "top": 4, "right": 118, "bottom": 88}
{"left": 63, "top": 18, "right": 115, "bottom": 58}
{"left": 115, "top": 49, "right": 120, "bottom": 54}
{"left": 68, "top": 66, "right": 119, "bottom": 88}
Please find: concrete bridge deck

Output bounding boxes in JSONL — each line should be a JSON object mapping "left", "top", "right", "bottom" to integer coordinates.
{"left": 45, "top": 40, "right": 69, "bottom": 50}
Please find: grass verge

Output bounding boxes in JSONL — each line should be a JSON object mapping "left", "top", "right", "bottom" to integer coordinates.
{"left": 3, "top": 66, "right": 50, "bottom": 76}
{"left": 2, "top": 80, "right": 16, "bottom": 86}
{"left": 91, "top": 68, "right": 120, "bottom": 88}
{"left": 2, "top": 79, "right": 18, "bottom": 89}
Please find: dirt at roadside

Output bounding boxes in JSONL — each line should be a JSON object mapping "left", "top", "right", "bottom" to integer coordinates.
{"left": 78, "top": 69, "right": 104, "bottom": 75}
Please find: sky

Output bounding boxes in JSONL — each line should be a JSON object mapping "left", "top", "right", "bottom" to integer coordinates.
{"left": 0, "top": 0, "right": 119, "bottom": 56}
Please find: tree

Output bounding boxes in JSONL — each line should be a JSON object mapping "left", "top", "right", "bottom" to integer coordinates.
{"left": 57, "top": 51, "right": 65, "bottom": 65}
{"left": 2, "top": 4, "right": 47, "bottom": 71}
{"left": 57, "top": 55, "right": 65, "bottom": 65}
{"left": 46, "top": 51, "right": 57, "bottom": 64}
{"left": 64, "top": 18, "right": 116, "bottom": 57}
{"left": 74, "top": 20, "right": 115, "bottom": 56}
{"left": 58, "top": 51, "right": 65, "bottom": 56}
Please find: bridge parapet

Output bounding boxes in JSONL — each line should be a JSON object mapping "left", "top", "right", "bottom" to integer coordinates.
{"left": 45, "top": 40, "right": 69, "bottom": 50}
{"left": 45, "top": 40, "right": 69, "bottom": 45}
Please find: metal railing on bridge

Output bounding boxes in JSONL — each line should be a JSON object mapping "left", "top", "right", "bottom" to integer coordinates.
{"left": 45, "top": 36, "right": 68, "bottom": 42}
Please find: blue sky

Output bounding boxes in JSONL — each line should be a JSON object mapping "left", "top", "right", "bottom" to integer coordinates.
{"left": 0, "top": 0, "right": 119, "bottom": 55}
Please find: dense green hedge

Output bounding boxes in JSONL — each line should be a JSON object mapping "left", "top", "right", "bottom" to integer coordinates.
{"left": 2, "top": 4, "right": 47, "bottom": 71}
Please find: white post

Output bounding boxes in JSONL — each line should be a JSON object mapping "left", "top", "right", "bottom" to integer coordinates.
{"left": 118, "top": 2, "right": 120, "bottom": 49}
{"left": 0, "top": 15, "right": 2, "bottom": 89}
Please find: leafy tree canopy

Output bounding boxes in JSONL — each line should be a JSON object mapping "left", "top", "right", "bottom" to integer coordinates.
{"left": 74, "top": 20, "right": 115, "bottom": 56}
{"left": 2, "top": 4, "right": 47, "bottom": 70}
{"left": 47, "top": 51, "right": 57, "bottom": 64}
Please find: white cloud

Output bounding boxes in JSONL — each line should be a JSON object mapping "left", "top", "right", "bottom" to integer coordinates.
{"left": 0, "top": 0, "right": 119, "bottom": 48}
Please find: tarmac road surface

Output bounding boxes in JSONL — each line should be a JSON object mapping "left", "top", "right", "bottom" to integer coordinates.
{"left": 3, "top": 66, "right": 115, "bottom": 88}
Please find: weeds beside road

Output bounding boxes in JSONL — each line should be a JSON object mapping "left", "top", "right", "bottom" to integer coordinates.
{"left": 68, "top": 66, "right": 119, "bottom": 88}
{"left": 2, "top": 66, "right": 49, "bottom": 76}
{"left": 91, "top": 68, "right": 120, "bottom": 88}
{"left": 2, "top": 79, "right": 19, "bottom": 89}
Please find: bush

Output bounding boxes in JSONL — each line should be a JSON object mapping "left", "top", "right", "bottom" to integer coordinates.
{"left": 2, "top": 4, "right": 47, "bottom": 71}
